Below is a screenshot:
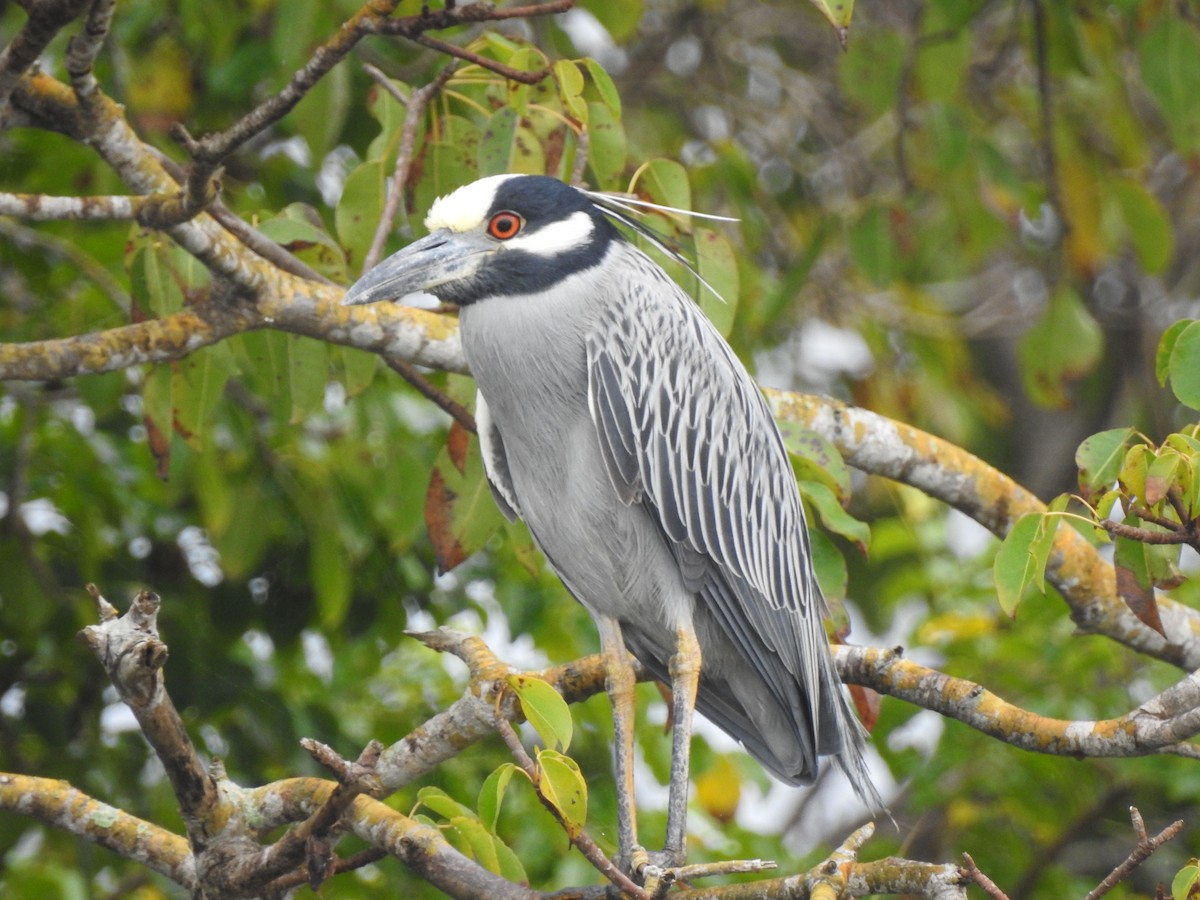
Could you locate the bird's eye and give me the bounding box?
[487,211,523,240]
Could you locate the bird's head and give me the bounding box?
[343,174,620,308]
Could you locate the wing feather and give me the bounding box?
[585,267,829,712]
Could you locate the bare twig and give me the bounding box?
[1028,0,1063,229]
[415,33,549,84]
[1082,808,1185,900]
[0,0,91,120]
[79,586,222,844]
[1102,518,1191,545]
[0,216,130,311]
[493,714,649,900]
[962,853,1010,900]
[238,740,385,894]
[363,63,457,273]
[65,0,116,114]
[384,356,477,433]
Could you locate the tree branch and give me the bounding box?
[1082,808,1184,900]
[0,0,91,120]
[836,644,1200,758]
[78,586,224,845]
[766,391,1200,672]
[0,772,195,888]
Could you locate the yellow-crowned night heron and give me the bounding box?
[344,174,878,871]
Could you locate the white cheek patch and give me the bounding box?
[505,210,595,256]
[426,174,519,233]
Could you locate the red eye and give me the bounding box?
[487,211,523,240]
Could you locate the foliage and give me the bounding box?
[2,0,1200,897]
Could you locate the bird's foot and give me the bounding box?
[625,846,776,898]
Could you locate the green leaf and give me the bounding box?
[554,59,587,121]
[634,158,691,214]
[799,481,870,552]
[366,76,410,163]
[287,335,328,423]
[808,0,855,32]
[535,748,587,838]
[127,231,185,317]
[477,107,520,177]
[447,816,508,876]
[581,0,642,43]
[292,55,350,159]
[583,58,622,115]
[777,424,853,501]
[1113,527,1167,637]
[142,362,173,443]
[1167,320,1200,410]
[311,511,351,628]
[336,160,387,274]
[1018,288,1103,408]
[1111,178,1174,275]
[848,206,898,287]
[507,674,573,751]
[694,227,738,337]
[478,763,523,833]
[810,527,848,602]
[993,510,1061,617]
[337,346,378,396]
[1171,861,1199,900]
[257,205,349,283]
[1140,13,1200,153]
[585,100,626,189]
[1156,319,1194,386]
[426,425,506,572]
[1120,443,1148,502]
[173,341,237,449]
[1145,449,1182,507]
[417,786,475,821]
[1076,427,1135,493]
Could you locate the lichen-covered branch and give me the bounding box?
[836,645,1200,759]
[0,0,91,119]
[0,772,195,888]
[766,391,1200,671]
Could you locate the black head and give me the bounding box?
[343,175,622,308]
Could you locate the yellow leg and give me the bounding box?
[663,625,701,867]
[596,616,639,869]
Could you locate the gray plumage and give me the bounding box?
[344,174,878,814]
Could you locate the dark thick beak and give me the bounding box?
[342,230,488,306]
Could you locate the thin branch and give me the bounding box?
[415,33,549,84]
[0,216,130,311]
[149,148,335,285]
[961,853,1010,900]
[1028,0,1065,237]
[0,190,212,227]
[78,586,223,843]
[1082,808,1184,900]
[0,0,91,120]
[371,0,577,36]
[1102,518,1190,545]
[363,63,456,272]
[493,714,650,900]
[65,0,116,112]
[249,778,544,900]
[384,356,477,433]
[237,740,385,894]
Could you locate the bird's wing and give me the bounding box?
[476,390,521,522]
[584,275,830,704]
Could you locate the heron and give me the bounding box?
[344,173,879,875]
